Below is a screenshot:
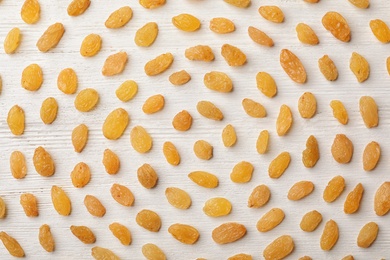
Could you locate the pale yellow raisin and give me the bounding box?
[58,68,78,94]
[169,224,199,244]
[84,195,106,217]
[74,88,99,112]
[221,44,247,66]
[203,197,232,217]
[318,55,338,81]
[230,161,254,183]
[102,51,128,76]
[248,184,270,208]
[36,23,65,52]
[263,235,294,260]
[288,181,314,201]
[139,0,166,9]
[222,124,237,147]
[210,18,235,34]
[248,26,274,47]
[21,63,43,91]
[323,175,345,203]
[142,94,165,114]
[330,100,348,124]
[21,0,40,24]
[197,101,224,120]
[4,27,21,54]
[193,140,213,160]
[80,34,102,57]
[350,52,370,83]
[256,130,269,154]
[105,6,132,29]
[72,124,88,153]
[296,23,319,45]
[137,163,158,189]
[256,72,277,98]
[116,80,138,102]
[212,223,246,244]
[172,110,193,131]
[374,182,390,216]
[110,183,134,207]
[0,232,25,257]
[145,53,174,76]
[20,193,38,217]
[322,12,351,42]
[67,0,90,16]
[130,126,153,153]
[204,71,232,92]
[228,253,252,260]
[91,247,119,260]
[136,209,161,232]
[169,70,191,86]
[0,197,6,218]
[344,183,364,214]
[242,98,266,118]
[268,152,290,179]
[280,49,307,83]
[224,0,250,8]
[102,108,129,140]
[7,105,25,136]
[70,225,96,244]
[188,171,219,188]
[33,146,55,177]
[165,187,192,209]
[331,134,353,164]
[302,135,319,168]
[10,151,27,179]
[300,210,322,232]
[348,0,370,8]
[276,104,293,136]
[258,6,284,23]
[185,45,214,62]
[320,220,339,251]
[363,141,380,171]
[70,162,91,188]
[51,185,71,216]
[256,208,285,232]
[298,92,316,118]
[40,97,58,124]
[39,224,55,252]
[359,96,378,128]
[142,243,166,260]
[103,149,120,175]
[163,141,180,166]
[135,22,159,47]
[109,222,131,245]
[172,14,200,32]
[370,19,390,43]
[357,222,378,248]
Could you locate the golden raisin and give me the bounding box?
[139,0,166,9]
[276,104,293,136]
[116,80,138,102]
[370,19,390,43]
[21,63,43,91]
[375,182,390,216]
[210,18,235,34]
[263,235,294,260]
[21,0,40,24]
[136,209,161,232]
[4,27,21,54]
[256,130,269,154]
[287,181,314,201]
[0,232,25,257]
[221,44,247,66]
[318,55,338,81]
[258,6,284,23]
[39,224,54,252]
[359,96,378,128]
[172,110,193,131]
[142,94,165,114]
[280,49,307,83]
[242,98,266,118]
[40,97,58,124]
[137,163,158,189]
[300,210,322,232]
[109,222,132,245]
[70,225,96,244]
[268,152,291,179]
[105,6,133,29]
[144,53,174,76]
[135,22,159,47]
[185,45,214,62]
[348,0,369,8]
[330,100,348,124]
[256,208,284,232]
[344,183,364,214]
[80,34,102,57]
[102,108,129,140]
[58,68,78,94]
[357,222,378,248]
[197,101,224,121]
[165,187,191,209]
[163,141,181,166]
[67,0,90,16]
[350,52,370,83]
[322,12,351,42]
[0,197,5,219]
[248,26,274,47]
[323,175,345,203]
[130,126,153,153]
[84,195,106,217]
[172,14,201,32]
[363,141,381,171]
[102,149,120,175]
[20,193,38,217]
[142,243,166,260]
[203,197,232,217]
[320,220,339,250]
[102,51,128,76]
[74,88,99,112]
[7,105,25,136]
[110,183,134,207]
[169,70,191,86]
[91,247,119,260]
[222,124,237,147]
[212,222,246,244]
[296,23,319,45]
[51,185,71,216]
[248,184,270,208]
[188,171,219,188]
[224,0,250,8]
[204,71,232,92]
[168,224,200,244]
[256,72,277,98]
[302,135,319,168]
[72,124,88,153]
[10,151,27,179]
[33,146,55,177]
[70,162,91,188]
[36,23,65,52]
[331,134,353,164]
[193,140,213,160]
[230,161,254,183]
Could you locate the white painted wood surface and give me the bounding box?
[0,0,390,259]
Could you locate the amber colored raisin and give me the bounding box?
[7,105,25,136]
[70,162,91,188]
[0,232,25,257]
[116,80,138,102]
[58,68,78,94]
[357,222,378,248]
[300,210,322,232]
[172,14,201,32]
[221,44,247,66]
[322,12,351,42]
[344,183,364,214]
[165,187,191,209]
[375,182,390,216]
[320,220,339,251]
[51,185,71,216]
[296,23,319,45]
[212,222,246,244]
[197,101,224,120]
[21,0,40,24]
[330,100,348,124]
[256,130,269,154]
[139,0,166,9]
[256,72,277,98]
[222,124,237,147]
[169,70,191,86]
[185,45,215,62]
[302,135,319,168]
[142,94,165,114]
[74,88,99,112]
[256,208,284,232]
[359,96,378,128]
[350,52,370,83]
[137,163,158,189]
[91,247,119,260]
[4,27,21,54]
[67,0,90,16]
[40,97,58,124]
[370,19,390,43]
[204,71,232,92]
[188,171,219,188]
[263,235,294,260]
[258,6,284,23]
[80,34,102,57]
[276,104,293,136]
[230,161,254,183]
[331,134,353,164]
[10,151,27,179]
[363,141,381,171]
[84,195,106,217]
[248,184,270,208]
[0,197,5,219]
[102,108,129,140]
[102,51,128,76]
[21,63,43,91]
[70,225,96,244]
[33,146,55,177]
[36,23,65,52]
[20,193,38,217]
[210,18,235,34]
[348,0,369,8]
[136,209,161,232]
[144,53,174,76]
[72,124,88,153]
[105,6,133,29]
[102,149,120,175]
[280,49,307,83]
[224,0,250,8]
[130,126,153,153]
[135,22,159,47]
[268,152,290,178]
[248,26,274,47]
[287,181,314,201]
[163,141,181,166]
[109,222,131,245]
[323,175,345,203]
[142,243,166,260]
[193,140,213,160]
[318,55,338,81]
[39,224,55,252]
[168,224,200,244]
[203,197,232,217]
[110,183,134,207]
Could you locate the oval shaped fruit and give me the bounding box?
[298,92,316,118]
[357,222,378,248]
[70,225,96,244]
[203,197,232,217]
[276,105,292,136]
[51,185,71,216]
[257,208,285,232]
[136,209,161,232]
[102,149,120,175]
[350,52,370,83]
[165,187,191,209]
[296,23,319,45]
[204,71,232,92]
[74,88,99,112]
[130,126,153,153]
[110,183,134,207]
[21,0,40,24]
[70,162,91,188]
[36,23,65,52]
[323,175,345,203]
[331,134,353,164]
[21,63,43,91]
[256,72,277,98]
[320,220,339,251]
[137,163,158,189]
[39,224,54,252]
[67,0,90,16]
[172,14,200,32]
[349,0,369,8]
[302,135,319,168]
[263,235,294,260]
[230,161,254,183]
[258,5,284,23]
[359,96,378,128]
[33,146,55,177]
[169,70,191,86]
[84,195,106,217]
[91,247,119,260]
[4,27,21,54]
[40,97,58,124]
[116,80,138,102]
[322,12,351,42]
[58,68,78,94]
[193,140,213,160]
[280,49,306,83]
[105,6,132,29]
[210,17,235,34]
[172,110,193,131]
[268,152,290,179]
[188,171,219,188]
[344,183,364,214]
[0,232,25,257]
[142,94,165,114]
[224,0,250,8]
[197,101,224,120]
[139,0,166,9]
[10,151,27,179]
[168,224,199,244]
[72,124,88,153]
[80,34,102,57]
[221,44,247,66]
[342,255,354,260]
[212,222,246,244]
[248,26,274,47]
[102,51,128,76]
[288,181,314,201]
[370,19,390,43]
[20,193,38,217]
[7,105,25,136]
[330,100,348,124]
[102,108,129,140]
[109,222,131,245]
[0,197,5,219]
[222,124,237,147]
[144,53,174,76]
[300,210,322,232]
[142,243,166,260]
[363,141,380,171]
[242,98,266,118]
[318,55,338,81]
[163,141,180,166]
[256,130,269,154]
[186,45,215,62]
[374,182,390,216]
[135,22,159,47]
[248,184,270,208]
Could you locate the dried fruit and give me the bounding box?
[248,26,274,47]
[248,185,270,208]
[186,45,215,62]
[257,208,285,232]
[21,63,43,91]
[142,94,165,114]
[242,98,266,118]
[91,247,119,260]
[36,23,65,52]
[72,124,88,153]
[163,141,180,166]
[136,209,161,232]
[169,224,199,244]
[330,100,348,124]
[10,151,27,179]
[322,12,351,42]
[172,110,193,131]
[7,105,25,136]
[20,193,38,217]
[102,108,129,140]
[374,182,390,216]
[280,49,306,83]
[58,68,78,94]
[210,18,235,34]
[288,181,314,201]
[331,134,353,164]
[259,5,284,23]
[116,80,138,102]
[4,27,21,54]
[110,183,134,207]
[256,130,269,154]
[318,55,338,81]
[350,52,370,83]
[224,0,250,8]
[300,210,322,232]
[359,96,378,128]
[342,255,354,260]
[139,0,166,9]
[299,256,312,260]
[193,140,213,160]
[348,0,370,8]
[84,195,106,217]
[320,220,339,251]
[102,51,128,76]
[188,171,219,188]
[230,161,254,183]
[51,185,71,216]
[304,0,319,2]
[203,197,232,217]
[197,101,224,120]
[268,152,290,179]
[135,22,158,47]
[137,163,158,189]
[109,222,131,245]
[0,198,5,219]
[276,104,293,136]
[0,232,25,257]
[357,222,378,248]
[105,6,132,28]
[256,72,277,98]
[74,88,99,112]
[71,162,91,188]
[323,175,345,203]
[39,224,54,252]
[298,92,316,118]
[33,146,55,177]
[130,126,153,153]
[40,97,58,124]
[222,124,237,147]
[70,225,96,244]
[370,19,390,43]
[387,57,390,75]
[80,34,102,57]
[165,187,191,209]
[142,243,166,260]
[169,70,191,85]
[145,53,174,76]
[263,235,294,260]
[21,0,40,24]
[344,183,364,214]
[204,71,232,92]
[102,149,120,175]
[67,0,90,16]
[212,222,246,244]
[221,44,247,66]
[228,253,252,260]
[363,141,380,171]
[302,135,319,168]
[172,14,200,32]
[296,23,319,45]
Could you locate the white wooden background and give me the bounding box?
[0,0,390,259]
